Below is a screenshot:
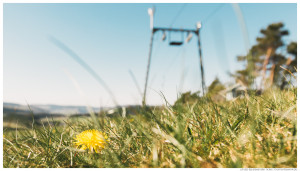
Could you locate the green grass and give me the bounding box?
[3,88,297,168]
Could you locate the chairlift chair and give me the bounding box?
[169,31,184,46]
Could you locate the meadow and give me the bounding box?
[3,88,297,168]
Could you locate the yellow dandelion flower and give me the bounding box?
[74,129,109,153]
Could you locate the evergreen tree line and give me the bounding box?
[233,22,297,90]
[208,22,297,96]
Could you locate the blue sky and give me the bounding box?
[3,3,297,107]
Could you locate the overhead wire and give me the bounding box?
[154,3,188,60]
[202,4,226,24]
[149,4,226,95]
[164,3,188,77]
[198,4,227,90]
[149,4,188,92]
[169,3,188,28]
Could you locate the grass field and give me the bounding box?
[3,88,297,168]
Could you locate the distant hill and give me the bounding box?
[3,102,104,129]
[3,102,145,130]
[3,102,102,115]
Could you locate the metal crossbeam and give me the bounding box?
[153,27,198,34]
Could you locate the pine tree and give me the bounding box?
[233,22,289,90]
[280,42,297,89]
[256,22,289,88]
